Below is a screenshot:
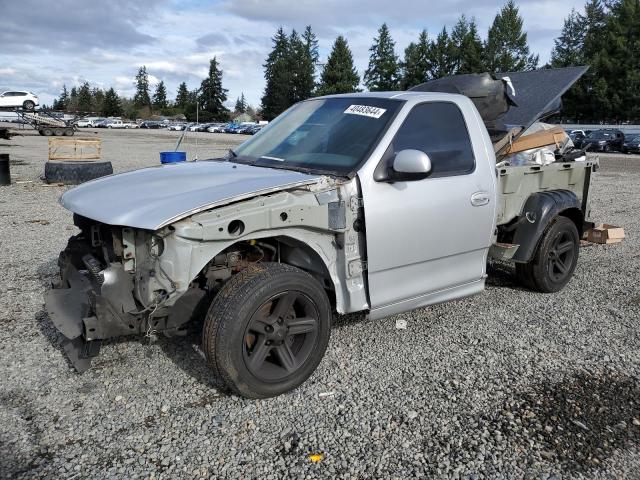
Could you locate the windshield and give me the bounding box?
[231,97,403,174]
[587,131,612,140]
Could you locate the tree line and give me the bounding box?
[550,0,640,122]
[51,0,640,123]
[260,0,539,119]
[52,60,247,122]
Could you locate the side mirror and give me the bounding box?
[390,149,432,181]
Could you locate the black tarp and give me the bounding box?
[497,66,588,129]
[410,66,588,136]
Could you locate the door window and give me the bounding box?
[390,102,475,177]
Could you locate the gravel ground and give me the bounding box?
[1,127,639,479]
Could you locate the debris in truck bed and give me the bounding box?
[505,126,569,155]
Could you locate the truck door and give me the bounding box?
[357,101,496,318]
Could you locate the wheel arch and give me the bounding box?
[186,234,341,311]
[511,190,582,263]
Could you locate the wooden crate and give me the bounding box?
[48,138,101,161]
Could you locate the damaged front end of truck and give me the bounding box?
[45,160,368,372]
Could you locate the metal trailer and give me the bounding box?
[14,109,77,136]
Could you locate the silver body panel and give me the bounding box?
[60,161,321,230]
[355,93,498,319]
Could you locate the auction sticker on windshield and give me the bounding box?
[344,105,387,119]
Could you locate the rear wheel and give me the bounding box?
[42,128,53,136]
[516,216,579,293]
[203,263,332,398]
[53,128,64,136]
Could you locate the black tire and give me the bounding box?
[516,216,579,293]
[42,128,53,136]
[44,161,113,185]
[63,128,74,136]
[23,100,35,111]
[203,263,332,398]
[604,144,610,153]
[53,128,64,136]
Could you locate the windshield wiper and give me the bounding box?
[228,149,237,158]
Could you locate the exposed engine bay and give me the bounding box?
[46,177,369,371]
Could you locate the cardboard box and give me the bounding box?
[586,224,625,244]
[505,126,569,154]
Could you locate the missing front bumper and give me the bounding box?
[45,255,143,372]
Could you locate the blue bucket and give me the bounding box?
[160,151,187,164]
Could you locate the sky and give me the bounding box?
[0,0,586,109]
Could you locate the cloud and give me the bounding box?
[0,0,161,52]
[0,0,586,108]
[196,33,231,49]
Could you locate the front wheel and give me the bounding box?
[23,100,35,111]
[203,263,332,398]
[516,216,580,293]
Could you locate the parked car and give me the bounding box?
[568,130,586,148]
[224,123,243,133]
[94,119,111,128]
[0,91,39,111]
[140,121,162,129]
[206,123,227,133]
[623,134,640,154]
[167,123,187,131]
[76,117,104,128]
[583,129,625,152]
[107,120,138,129]
[235,124,258,134]
[48,72,598,398]
[190,123,216,132]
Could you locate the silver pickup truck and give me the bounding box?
[46,69,597,398]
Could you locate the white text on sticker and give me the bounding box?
[344,105,387,119]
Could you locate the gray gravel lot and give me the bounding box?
[1,126,639,479]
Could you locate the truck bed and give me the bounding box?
[496,159,597,226]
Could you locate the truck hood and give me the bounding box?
[61,160,321,230]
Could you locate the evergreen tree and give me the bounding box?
[303,25,319,64]
[364,23,400,91]
[175,82,189,109]
[428,28,456,79]
[92,87,105,113]
[288,30,314,103]
[400,30,431,89]
[68,86,79,112]
[261,27,292,120]
[555,0,608,122]
[102,88,123,117]
[52,85,69,111]
[550,9,585,67]
[77,82,92,113]
[234,93,248,113]
[133,66,151,108]
[153,80,168,109]
[317,36,360,95]
[597,0,640,121]
[484,0,538,72]
[452,16,485,74]
[290,26,319,102]
[581,0,609,120]
[199,57,229,121]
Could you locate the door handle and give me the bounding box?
[470,191,490,207]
